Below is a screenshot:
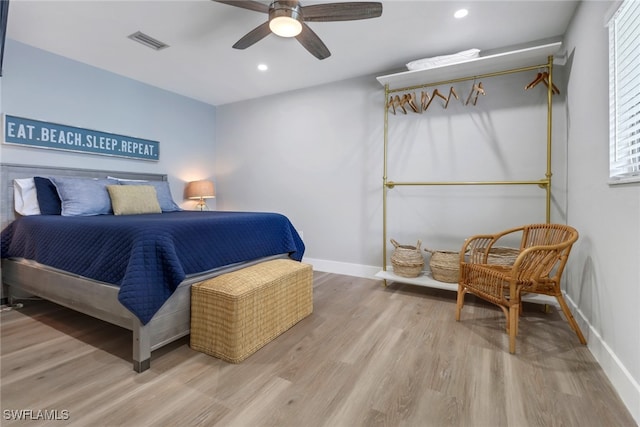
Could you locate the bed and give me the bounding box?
[0,163,305,372]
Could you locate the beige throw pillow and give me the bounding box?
[107,185,162,215]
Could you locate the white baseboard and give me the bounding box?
[554,293,639,425]
[304,257,639,426]
[301,257,380,280]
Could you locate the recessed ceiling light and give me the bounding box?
[257,64,268,71]
[454,8,468,19]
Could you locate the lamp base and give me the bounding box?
[195,199,209,211]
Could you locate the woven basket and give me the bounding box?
[390,239,424,278]
[470,246,520,265]
[425,249,460,283]
[487,247,520,265]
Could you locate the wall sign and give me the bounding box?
[2,114,160,161]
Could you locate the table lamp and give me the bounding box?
[186,180,215,211]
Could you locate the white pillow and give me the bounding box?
[406,48,481,71]
[13,178,41,216]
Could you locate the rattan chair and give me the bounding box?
[455,223,586,353]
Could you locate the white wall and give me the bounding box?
[0,40,217,210]
[215,76,383,275]
[215,68,568,275]
[563,1,640,423]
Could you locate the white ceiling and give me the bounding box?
[6,0,580,106]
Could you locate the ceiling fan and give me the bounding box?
[214,0,383,60]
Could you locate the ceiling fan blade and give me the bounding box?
[232,22,272,49]
[213,0,269,14]
[296,23,331,60]
[301,2,382,22]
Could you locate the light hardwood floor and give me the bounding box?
[1,272,636,427]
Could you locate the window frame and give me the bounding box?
[607,0,640,185]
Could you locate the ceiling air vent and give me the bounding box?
[127,31,169,51]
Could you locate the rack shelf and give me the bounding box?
[375,270,557,306]
[376,41,562,91]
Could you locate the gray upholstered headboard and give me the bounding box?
[1,163,167,230]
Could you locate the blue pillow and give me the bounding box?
[33,177,62,215]
[120,180,181,212]
[49,177,118,216]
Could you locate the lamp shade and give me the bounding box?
[186,180,215,200]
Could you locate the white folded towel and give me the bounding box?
[406,48,481,71]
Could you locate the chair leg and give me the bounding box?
[508,304,519,354]
[455,285,465,321]
[555,294,587,345]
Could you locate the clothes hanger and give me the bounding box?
[444,86,459,109]
[525,72,544,90]
[466,80,485,106]
[395,95,407,114]
[466,79,477,105]
[472,82,485,105]
[421,90,431,111]
[541,73,561,95]
[423,88,448,111]
[525,71,560,95]
[423,89,438,111]
[387,96,396,115]
[433,89,448,101]
[407,92,420,113]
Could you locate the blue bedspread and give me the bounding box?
[1,211,305,324]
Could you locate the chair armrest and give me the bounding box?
[460,234,495,264]
[460,226,525,264]
[511,244,566,285]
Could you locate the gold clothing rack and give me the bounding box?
[378,45,559,278]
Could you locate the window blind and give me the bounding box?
[609,0,640,183]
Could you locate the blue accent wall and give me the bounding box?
[0,39,216,207]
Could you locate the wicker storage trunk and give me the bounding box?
[190,259,313,363]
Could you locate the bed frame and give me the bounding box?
[1,163,283,372]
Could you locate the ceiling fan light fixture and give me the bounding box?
[269,16,302,37]
[269,1,303,38]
